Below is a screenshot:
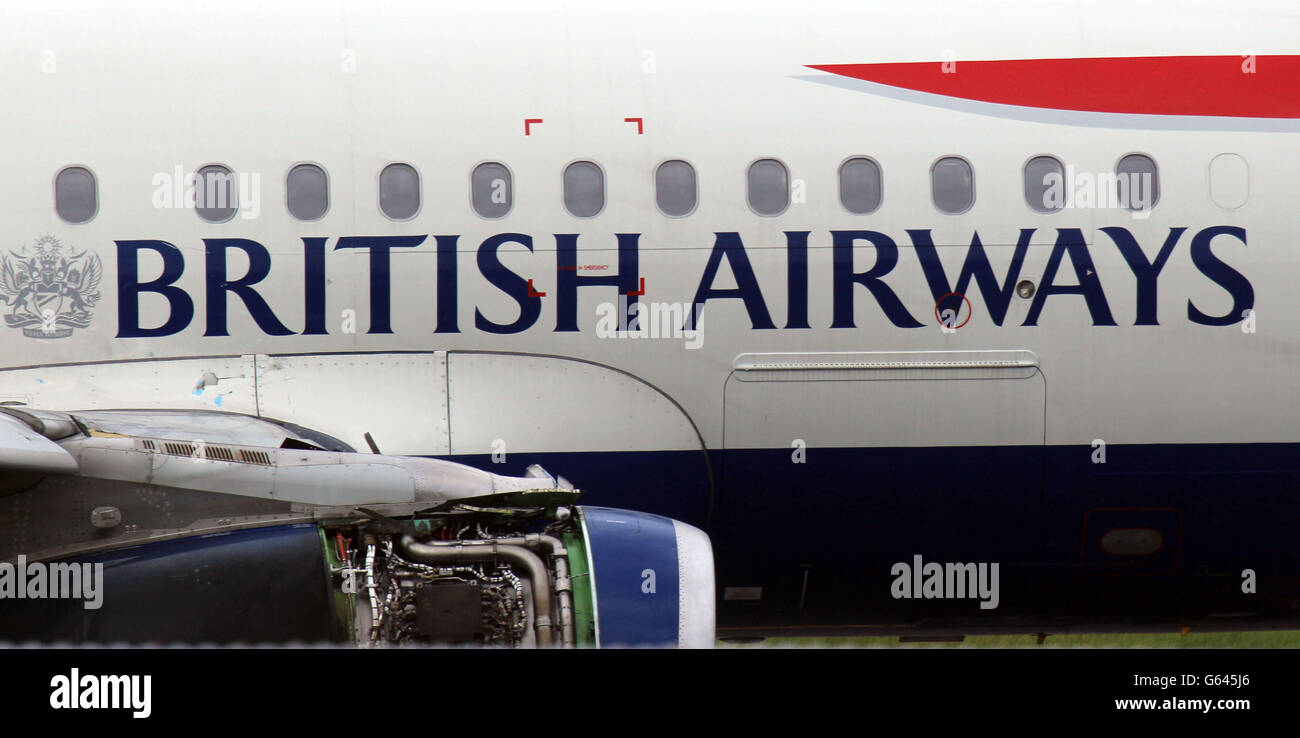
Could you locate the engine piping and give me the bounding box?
[395,535,569,644]
[395,534,569,647]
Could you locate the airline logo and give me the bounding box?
[1,236,103,339]
[91,225,1253,340]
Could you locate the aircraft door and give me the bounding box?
[716,350,1046,630]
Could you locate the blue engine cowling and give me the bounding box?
[577,506,715,648]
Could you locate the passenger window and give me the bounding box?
[471,162,513,218]
[1116,154,1159,211]
[55,166,97,224]
[563,161,604,217]
[747,158,789,216]
[931,156,974,214]
[195,164,237,222]
[1209,153,1248,209]
[838,157,881,214]
[655,160,697,216]
[1023,156,1064,213]
[379,163,420,220]
[286,164,329,221]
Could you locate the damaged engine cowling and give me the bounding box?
[0,408,715,648]
[2,495,715,648]
[326,499,715,648]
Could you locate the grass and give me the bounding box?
[725,631,1300,648]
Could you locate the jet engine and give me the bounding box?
[0,407,715,647]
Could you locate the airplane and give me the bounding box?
[2,0,1298,646]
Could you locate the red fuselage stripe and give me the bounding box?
[808,56,1300,118]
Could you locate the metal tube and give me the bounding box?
[395,535,555,648]
[364,541,380,643]
[535,535,576,649]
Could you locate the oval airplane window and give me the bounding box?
[286,163,329,221]
[1023,155,1064,213]
[1209,153,1248,209]
[1099,528,1164,556]
[747,158,789,216]
[931,156,974,214]
[55,166,98,224]
[563,161,604,217]
[655,160,697,217]
[471,162,513,219]
[379,163,421,220]
[839,157,882,214]
[195,164,237,222]
[1116,154,1159,211]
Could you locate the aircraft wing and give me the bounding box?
[0,409,79,474]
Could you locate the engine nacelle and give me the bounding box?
[0,407,716,647]
[336,505,715,648]
[1,505,716,648]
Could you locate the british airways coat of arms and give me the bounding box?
[1,235,102,338]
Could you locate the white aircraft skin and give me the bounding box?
[1,0,1298,637]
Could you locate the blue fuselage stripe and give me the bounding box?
[452,443,1300,629]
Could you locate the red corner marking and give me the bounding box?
[524,118,543,135]
[626,277,645,296]
[527,279,546,298]
[624,117,644,134]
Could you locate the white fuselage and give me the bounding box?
[3,0,1297,632]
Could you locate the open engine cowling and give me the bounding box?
[0,407,716,647]
[333,504,715,648]
[2,504,715,648]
